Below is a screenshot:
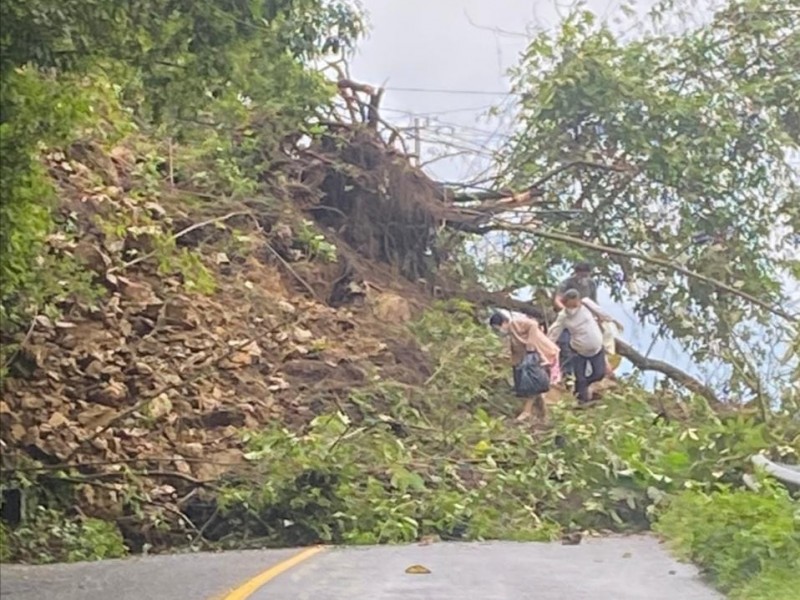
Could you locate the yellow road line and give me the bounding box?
[220,546,325,600]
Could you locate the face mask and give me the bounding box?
[565,307,579,316]
[494,327,509,338]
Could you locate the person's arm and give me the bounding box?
[547,311,566,342]
[524,317,543,346]
[553,280,569,310]
[508,319,530,365]
[582,298,613,322]
[509,318,531,345]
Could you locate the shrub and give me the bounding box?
[0,507,127,564]
[655,481,800,595]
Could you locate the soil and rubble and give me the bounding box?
[0,116,494,551]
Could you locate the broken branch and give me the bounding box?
[481,222,796,322]
[614,339,722,406]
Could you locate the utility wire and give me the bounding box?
[385,86,516,96]
[380,104,500,116]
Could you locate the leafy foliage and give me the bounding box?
[733,566,800,600]
[0,507,127,564]
[493,0,800,400]
[0,69,127,336]
[655,481,800,597]
[216,305,799,556]
[297,220,338,263]
[0,0,362,123]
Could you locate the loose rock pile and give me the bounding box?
[1,138,433,543]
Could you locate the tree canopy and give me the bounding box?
[483,0,799,401]
[0,0,363,330]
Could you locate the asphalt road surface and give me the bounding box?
[0,535,723,600]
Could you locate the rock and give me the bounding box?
[45,412,69,430]
[88,380,128,406]
[118,277,158,304]
[405,565,431,575]
[224,341,262,367]
[164,297,198,328]
[277,300,296,314]
[149,394,173,419]
[173,457,191,475]
[85,360,104,378]
[372,293,412,323]
[77,404,117,429]
[21,395,46,410]
[178,442,204,458]
[292,327,314,343]
[150,484,177,499]
[267,376,290,391]
[73,240,111,274]
[34,315,54,329]
[9,424,27,442]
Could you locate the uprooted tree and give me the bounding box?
[318,0,800,409]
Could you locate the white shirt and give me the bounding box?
[548,303,604,357]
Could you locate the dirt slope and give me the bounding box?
[0,129,452,548]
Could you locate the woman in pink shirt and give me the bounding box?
[490,312,560,422]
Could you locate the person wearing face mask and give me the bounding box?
[547,289,607,405]
[489,311,560,422]
[553,262,598,380]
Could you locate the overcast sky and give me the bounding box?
[346,1,795,393]
[350,0,664,182]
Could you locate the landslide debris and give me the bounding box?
[1,125,454,553]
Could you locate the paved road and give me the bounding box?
[0,548,299,600]
[1,536,722,600]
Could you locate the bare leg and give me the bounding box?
[533,394,546,423]
[516,397,534,421]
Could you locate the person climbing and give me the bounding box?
[552,262,598,381]
[547,289,606,405]
[554,261,598,307]
[581,296,624,381]
[489,311,560,423]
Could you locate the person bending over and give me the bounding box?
[553,262,598,380]
[547,289,606,405]
[490,311,560,422]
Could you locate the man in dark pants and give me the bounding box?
[547,289,606,404]
[553,262,598,379]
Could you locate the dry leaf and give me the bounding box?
[405,565,431,575]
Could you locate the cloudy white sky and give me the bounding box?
[345,0,794,393]
[350,0,665,182]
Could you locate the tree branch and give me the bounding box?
[614,339,722,406]
[458,289,723,404]
[479,222,796,322]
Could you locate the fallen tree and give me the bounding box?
[312,77,790,408]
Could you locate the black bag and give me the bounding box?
[513,351,550,396]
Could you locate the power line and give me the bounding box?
[385,86,516,96]
[380,104,500,116]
